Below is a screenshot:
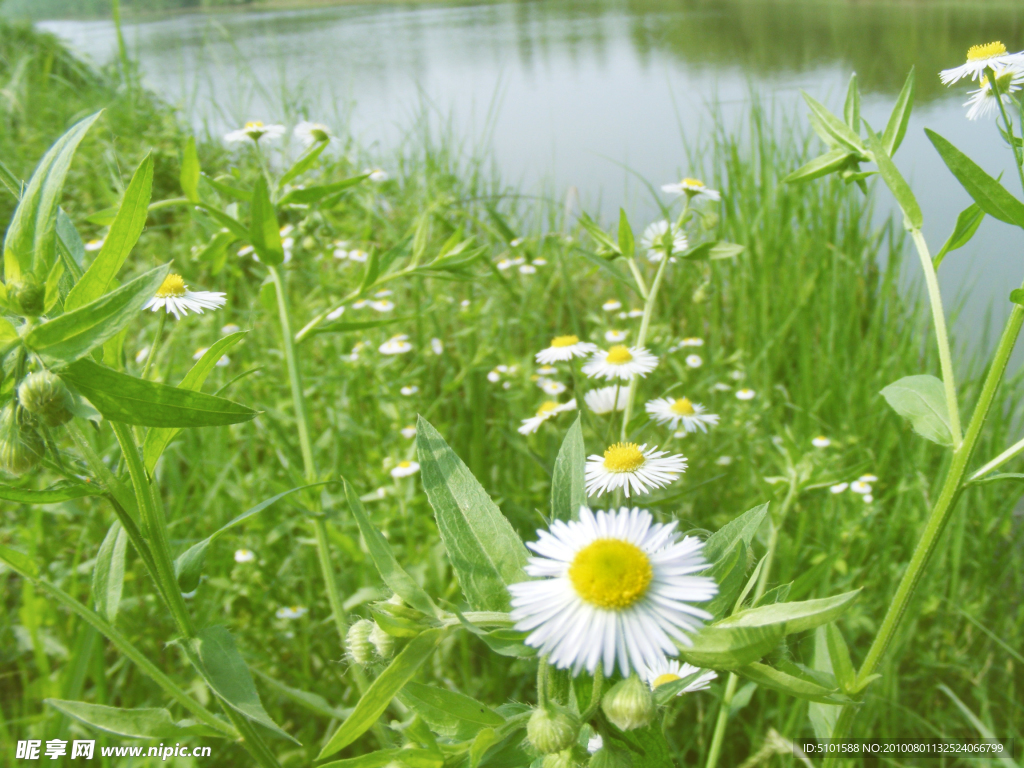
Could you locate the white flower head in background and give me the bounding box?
[642,658,717,695]
[585,442,687,497]
[326,306,345,321]
[508,506,717,676]
[640,220,687,263]
[145,274,226,320]
[539,379,567,396]
[715,455,733,466]
[582,345,659,381]
[519,263,537,274]
[400,385,419,396]
[369,300,395,312]
[518,399,577,435]
[685,354,703,368]
[234,549,256,564]
[940,41,1024,84]
[367,168,389,182]
[221,323,241,334]
[276,606,308,620]
[812,436,832,448]
[679,337,704,347]
[85,238,104,252]
[294,120,332,146]
[430,338,444,355]
[849,480,872,495]
[858,474,878,483]
[646,397,719,433]
[400,425,417,439]
[585,385,630,415]
[588,735,604,754]
[661,177,722,201]
[602,299,622,312]
[963,68,1024,120]
[390,460,420,479]
[379,335,413,355]
[536,335,599,364]
[829,482,849,494]
[348,249,369,263]
[605,329,628,343]
[225,121,286,143]
[135,346,150,364]
[736,388,756,401]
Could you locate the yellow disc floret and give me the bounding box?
[537,401,560,416]
[670,397,696,415]
[569,538,653,609]
[603,442,645,472]
[550,335,580,348]
[244,120,265,129]
[397,461,412,469]
[155,274,187,298]
[652,673,681,688]
[682,177,705,188]
[606,345,633,364]
[967,42,1006,61]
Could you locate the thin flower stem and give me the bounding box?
[140,311,166,381]
[704,673,738,768]
[968,434,1024,481]
[988,69,1024,194]
[582,665,604,721]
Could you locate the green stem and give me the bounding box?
[704,673,738,768]
[988,68,1024,194]
[582,665,604,721]
[968,434,1024,481]
[140,310,166,381]
[110,0,132,87]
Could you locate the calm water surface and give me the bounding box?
[36,0,1024,350]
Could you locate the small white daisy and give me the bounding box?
[602,299,622,312]
[536,335,599,364]
[605,329,628,343]
[430,338,443,355]
[225,121,286,143]
[234,549,256,563]
[582,345,659,381]
[588,735,604,754]
[391,460,420,479]
[641,657,717,694]
[276,606,308,620]
[646,397,719,433]
[400,385,419,396]
[326,306,345,321]
[536,365,557,375]
[460,300,471,310]
[367,168,389,182]
[627,309,644,319]
[829,483,849,494]
[508,506,717,676]
[715,455,733,466]
[400,425,417,439]
[294,120,332,146]
[679,337,704,347]
[585,442,687,497]
[352,300,368,309]
[348,249,369,263]
[518,399,577,435]
[858,474,878,483]
[640,220,687,263]
[849,480,872,495]
[519,264,537,275]
[145,274,226,320]
[736,388,756,401]
[711,382,732,392]
[685,354,703,369]
[539,379,567,396]
[221,323,241,334]
[487,370,501,383]
[661,177,721,201]
[584,385,629,415]
[533,258,548,266]
[369,300,395,312]
[333,248,348,260]
[85,238,104,252]
[374,289,393,298]
[964,68,1024,120]
[379,335,413,355]
[238,245,255,258]
[497,258,513,271]
[940,42,1024,84]
[135,347,150,364]
[863,494,874,504]
[812,436,832,449]
[729,370,746,381]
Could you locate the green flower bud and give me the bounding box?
[369,621,394,660]
[590,746,632,768]
[8,279,45,316]
[601,675,654,732]
[528,705,580,755]
[543,749,582,768]
[0,404,45,475]
[346,619,374,666]
[18,371,73,427]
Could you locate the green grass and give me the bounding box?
[1,19,1022,766]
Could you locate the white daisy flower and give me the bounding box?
[829,482,849,494]
[536,365,557,375]
[379,335,413,355]
[812,436,832,449]
[135,346,150,364]
[585,385,629,415]
[460,300,471,309]
[588,735,604,754]
[849,480,872,495]
[646,397,719,433]
[400,385,419,396]
[640,220,688,263]
[602,299,622,312]
[582,345,659,381]
[736,388,756,401]
[430,338,443,355]
[497,258,514,271]
[711,382,732,392]
[348,249,369,263]
[863,494,874,504]
[729,370,746,381]
[585,442,687,497]
[234,549,256,563]
[715,455,733,466]
[518,399,577,435]
[367,168,389,182]
[374,290,393,298]
[510,237,524,247]
[858,474,878,483]
[533,258,547,266]
[605,330,628,343]
[225,121,286,143]
[940,42,1024,84]
[685,354,703,368]
[680,337,704,347]
[661,177,722,201]
[221,323,241,334]
[539,379,567,396]
[508,506,717,676]
[276,606,308,620]
[85,238,104,252]
[333,248,348,260]
[145,274,226,320]
[400,425,417,439]
[238,245,255,258]
[369,300,395,312]
[628,309,644,319]
[352,300,368,309]
[294,121,332,146]
[519,264,537,275]
[536,335,599,364]
[964,68,1024,120]
[391,460,420,478]
[326,306,345,321]
[487,370,501,383]
[641,657,717,694]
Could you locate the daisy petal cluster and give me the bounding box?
[584,386,630,415]
[144,274,226,320]
[391,460,420,479]
[646,397,719,434]
[225,120,286,143]
[640,220,688,263]
[379,335,413,355]
[940,41,1024,84]
[963,69,1024,121]
[536,335,598,364]
[585,442,686,497]
[831,474,878,503]
[661,177,721,201]
[641,657,717,695]
[582,345,659,381]
[294,120,332,146]
[518,399,577,435]
[509,506,717,676]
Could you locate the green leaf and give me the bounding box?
[58,358,258,428]
[252,669,351,721]
[616,724,676,768]
[703,540,750,621]
[402,681,505,737]
[783,150,856,184]
[825,623,856,693]
[0,480,102,504]
[934,204,984,268]
[880,374,954,447]
[3,112,101,283]
[617,209,635,260]
[197,205,249,241]
[0,316,18,343]
[279,142,329,189]
[344,477,439,616]
[882,68,916,156]
[143,331,247,472]
[550,413,586,522]
[318,629,444,759]
[44,699,225,740]
[575,247,641,295]
[717,590,861,635]
[416,417,529,611]
[319,749,444,768]
[65,154,154,312]
[801,92,866,155]
[279,174,368,206]
[926,129,1024,228]
[181,625,298,743]
[577,212,621,256]
[652,669,710,705]
[0,544,39,578]
[809,627,840,739]
[843,72,860,131]
[937,684,1020,768]
[92,521,128,624]
[181,137,201,203]
[470,728,500,768]
[56,208,86,272]
[202,174,252,203]
[866,125,922,229]
[249,177,284,266]
[734,662,849,704]
[26,264,168,365]
[703,502,768,564]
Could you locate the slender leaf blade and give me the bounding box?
[551,414,586,521]
[92,521,128,624]
[880,374,954,447]
[44,700,226,740]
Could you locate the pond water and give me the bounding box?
[33,0,1024,352]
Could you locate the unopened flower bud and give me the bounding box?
[590,746,632,768]
[0,404,45,475]
[543,749,583,768]
[528,705,580,755]
[346,619,374,665]
[369,621,394,659]
[8,279,45,316]
[18,371,73,427]
[601,675,654,732]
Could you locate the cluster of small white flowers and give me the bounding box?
[225,120,336,147]
[940,43,1024,121]
[829,474,878,504]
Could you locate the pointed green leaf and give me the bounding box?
[825,622,856,693]
[0,316,19,344]
[783,150,855,184]
[279,174,368,206]
[279,142,329,189]
[880,374,954,447]
[249,177,284,266]
[181,138,201,203]
[0,480,103,504]
[801,92,865,155]
[703,502,768,564]
[617,209,635,260]
[93,521,128,624]
[716,590,862,635]
[319,749,444,768]
[883,68,916,156]
[0,544,39,578]
[402,681,505,730]
[843,73,860,131]
[551,413,586,521]
[703,540,750,621]
[866,125,922,229]
[809,627,840,739]
[577,212,621,256]
[202,174,252,203]
[934,203,984,269]
[44,700,226,740]
[734,662,849,704]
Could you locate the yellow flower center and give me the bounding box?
[682,177,705,188]
[155,274,187,298]
[606,345,633,364]
[670,398,696,415]
[967,42,1006,61]
[550,335,580,348]
[603,442,645,472]
[537,401,560,416]
[398,461,412,469]
[569,538,653,609]
[653,673,681,688]
[244,120,265,129]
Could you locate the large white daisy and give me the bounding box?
[640,220,688,263]
[585,385,629,415]
[941,42,1024,84]
[640,657,717,695]
[508,506,717,676]
[144,274,226,320]
[294,121,332,146]
[536,335,599,364]
[518,399,577,435]
[964,68,1024,120]
[645,397,719,433]
[582,345,659,381]
[224,121,286,143]
[585,442,686,497]
[660,177,722,201]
